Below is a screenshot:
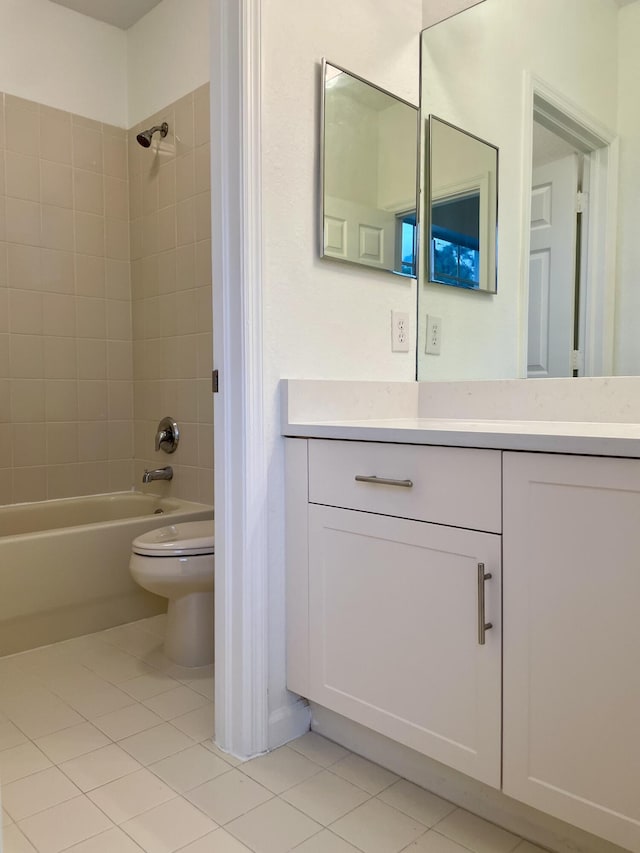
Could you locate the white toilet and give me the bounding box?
[130,521,214,667]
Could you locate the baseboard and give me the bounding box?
[310,703,627,853]
[268,697,311,750]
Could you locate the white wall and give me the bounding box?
[423,0,485,28]
[127,0,210,126]
[614,3,640,374]
[0,0,127,126]
[260,0,422,740]
[418,0,618,381]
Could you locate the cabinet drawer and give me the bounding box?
[308,439,501,532]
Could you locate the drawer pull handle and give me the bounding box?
[354,475,413,488]
[477,562,493,646]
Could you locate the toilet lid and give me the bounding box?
[132,520,215,557]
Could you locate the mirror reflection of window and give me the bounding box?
[427,116,498,294]
[321,60,419,278]
[431,193,481,288]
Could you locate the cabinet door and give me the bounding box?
[308,505,501,787]
[503,452,640,852]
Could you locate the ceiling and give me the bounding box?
[49,0,163,30]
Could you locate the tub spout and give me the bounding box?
[143,466,173,484]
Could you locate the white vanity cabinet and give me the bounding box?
[287,438,503,787]
[503,452,640,853]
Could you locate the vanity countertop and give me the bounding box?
[282,416,640,456]
[281,379,640,457]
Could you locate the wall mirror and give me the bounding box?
[321,60,419,277]
[417,0,638,382]
[427,116,498,293]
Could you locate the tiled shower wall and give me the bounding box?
[0,94,133,505]
[0,85,213,507]
[130,84,213,505]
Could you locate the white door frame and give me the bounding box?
[210,0,270,759]
[519,73,618,377]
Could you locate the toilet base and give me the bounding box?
[164,591,214,667]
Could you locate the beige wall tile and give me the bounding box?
[196,239,212,288]
[77,338,107,380]
[108,381,133,420]
[105,218,129,261]
[41,249,75,294]
[106,299,131,341]
[12,422,46,467]
[10,334,44,379]
[76,297,106,339]
[75,254,105,298]
[72,125,103,173]
[74,169,104,215]
[158,161,176,208]
[44,337,77,379]
[108,341,132,381]
[0,290,7,333]
[106,259,130,302]
[1,85,210,506]
[194,192,211,243]
[11,379,45,422]
[40,108,72,165]
[78,380,107,420]
[108,421,133,460]
[5,99,40,157]
[103,134,127,180]
[42,293,76,337]
[176,199,194,246]
[0,334,9,378]
[157,206,176,252]
[45,380,78,422]
[105,177,128,221]
[41,205,74,252]
[175,153,195,202]
[194,145,211,193]
[9,289,42,333]
[41,161,73,209]
[75,212,105,257]
[5,152,40,202]
[7,245,40,290]
[13,466,46,503]
[78,421,108,461]
[141,170,159,216]
[194,85,210,148]
[47,422,78,464]
[6,198,40,245]
[174,95,195,156]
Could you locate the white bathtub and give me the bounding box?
[0,492,213,656]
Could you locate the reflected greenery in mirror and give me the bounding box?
[321,60,419,277]
[418,0,640,382]
[428,117,497,294]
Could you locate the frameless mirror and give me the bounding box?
[428,116,498,293]
[321,60,419,277]
[418,0,640,382]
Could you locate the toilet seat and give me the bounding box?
[132,521,215,557]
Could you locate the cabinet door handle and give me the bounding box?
[354,475,413,488]
[477,562,493,646]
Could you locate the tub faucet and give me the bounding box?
[143,466,173,484]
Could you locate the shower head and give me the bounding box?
[136,122,169,148]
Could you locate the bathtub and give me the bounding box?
[0,492,213,656]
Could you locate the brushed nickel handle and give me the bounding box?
[355,475,413,488]
[477,562,493,646]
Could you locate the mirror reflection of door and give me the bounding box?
[526,103,612,379]
[528,143,579,377]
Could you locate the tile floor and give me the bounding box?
[0,618,545,853]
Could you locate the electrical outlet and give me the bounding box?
[425,315,442,355]
[391,310,410,352]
